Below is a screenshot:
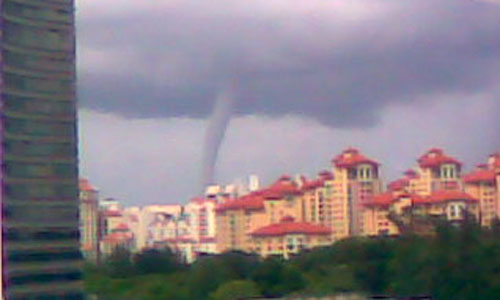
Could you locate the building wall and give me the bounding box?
[332,163,381,239]
[497,174,500,219]
[80,188,99,262]
[216,209,267,253]
[331,168,350,240]
[184,200,217,242]
[411,163,461,197]
[1,0,84,298]
[264,197,301,225]
[465,182,497,226]
[252,233,331,259]
[136,204,182,250]
[362,207,399,236]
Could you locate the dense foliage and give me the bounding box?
[85,221,500,299]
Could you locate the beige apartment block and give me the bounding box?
[331,148,382,239]
[250,216,331,259]
[464,153,500,227]
[409,148,463,196]
[79,179,100,262]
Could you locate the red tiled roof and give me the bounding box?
[79,179,97,192]
[318,170,334,180]
[388,178,409,191]
[332,148,379,168]
[417,190,477,204]
[302,179,324,191]
[191,197,217,204]
[217,175,304,211]
[269,178,302,196]
[102,210,122,217]
[364,192,424,208]
[477,163,488,170]
[263,190,284,200]
[464,169,496,184]
[278,174,292,181]
[216,195,264,212]
[418,148,461,168]
[404,169,420,179]
[114,223,130,231]
[251,216,330,237]
[364,192,395,207]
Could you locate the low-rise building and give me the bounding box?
[100,222,135,256]
[250,216,331,259]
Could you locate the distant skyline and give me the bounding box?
[76,0,500,205]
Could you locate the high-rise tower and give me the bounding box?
[1,0,83,299]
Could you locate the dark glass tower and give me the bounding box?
[0,0,84,299]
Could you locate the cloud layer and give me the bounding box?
[77,0,500,127]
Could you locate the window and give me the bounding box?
[4,50,73,73]
[4,21,74,51]
[8,249,81,263]
[4,73,74,94]
[5,183,77,199]
[4,2,72,23]
[5,117,75,137]
[10,270,82,285]
[5,162,74,178]
[4,140,75,157]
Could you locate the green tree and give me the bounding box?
[133,248,183,274]
[103,246,135,278]
[210,280,262,300]
[187,255,235,299]
[216,251,260,279]
[251,257,305,297]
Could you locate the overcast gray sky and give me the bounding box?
[76,0,500,205]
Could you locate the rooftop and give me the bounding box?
[418,190,477,204]
[418,148,462,168]
[464,169,497,184]
[251,216,330,237]
[79,178,97,192]
[332,148,379,168]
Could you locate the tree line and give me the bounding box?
[85,220,500,300]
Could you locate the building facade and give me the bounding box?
[1,0,83,298]
[363,189,479,235]
[363,149,480,235]
[79,179,99,263]
[331,148,382,239]
[464,153,500,227]
[410,148,463,195]
[250,216,331,259]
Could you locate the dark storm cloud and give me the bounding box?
[77,0,500,127]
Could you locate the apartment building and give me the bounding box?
[363,189,479,236]
[216,193,269,253]
[79,179,99,262]
[331,148,382,239]
[409,148,463,195]
[250,216,331,259]
[464,153,500,227]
